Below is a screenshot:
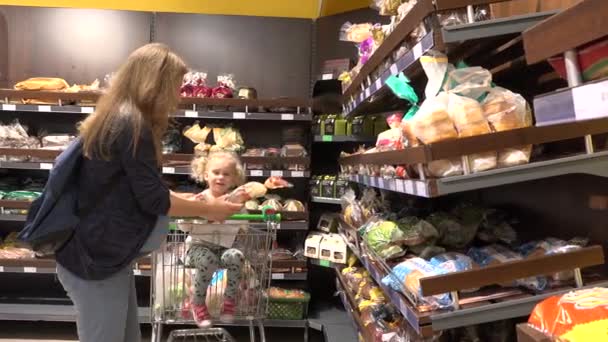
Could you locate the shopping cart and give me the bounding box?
[151,209,281,342]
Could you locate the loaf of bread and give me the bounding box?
[448,93,496,173]
[411,93,458,144]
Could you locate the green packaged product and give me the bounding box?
[334,117,347,136]
[4,191,41,201]
[320,176,336,198]
[351,116,373,136]
[324,115,336,136]
[309,176,322,197]
[312,116,323,136]
[334,177,349,199]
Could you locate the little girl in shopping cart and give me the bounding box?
[185,151,248,328]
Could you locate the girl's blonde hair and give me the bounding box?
[79,43,188,162]
[191,151,246,186]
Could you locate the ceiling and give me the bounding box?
[0,0,370,18]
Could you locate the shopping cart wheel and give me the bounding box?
[167,328,236,342]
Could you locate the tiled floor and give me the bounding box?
[0,321,320,342]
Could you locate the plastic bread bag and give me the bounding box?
[381,257,453,309]
[183,122,211,144]
[528,287,608,341]
[372,0,401,16]
[445,66,492,100]
[264,176,293,189]
[426,158,463,178]
[426,212,476,249]
[518,238,588,282]
[212,74,235,99]
[283,199,305,212]
[261,195,283,212]
[410,92,457,144]
[430,252,479,292]
[420,52,450,99]
[482,87,533,167]
[467,244,548,291]
[341,189,366,228]
[339,22,373,43]
[396,216,439,247]
[447,93,497,173]
[358,37,375,65]
[477,208,518,246]
[376,114,404,151]
[397,0,417,21]
[227,182,267,203]
[362,220,407,260]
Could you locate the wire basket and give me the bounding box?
[266,293,311,320]
[167,328,236,342]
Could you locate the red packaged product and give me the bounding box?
[528,287,608,341]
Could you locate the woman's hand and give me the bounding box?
[203,195,243,222]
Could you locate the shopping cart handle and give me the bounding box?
[229,206,281,222]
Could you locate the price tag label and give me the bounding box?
[322,135,333,142]
[375,79,382,90]
[40,163,53,170]
[416,181,428,197]
[2,104,16,111]
[133,269,142,276]
[250,170,264,177]
[413,43,424,59]
[270,170,283,177]
[322,73,333,80]
[162,167,175,174]
[405,180,414,194]
[378,178,385,188]
[390,64,399,75]
[292,171,304,177]
[24,267,37,273]
[184,110,198,118]
[81,107,95,114]
[319,259,331,267]
[370,177,378,187]
[365,88,371,98]
[396,179,406,193]
[387,179,396,191]
[272,273,285,280]
[38,105,51,112]
[281,114,294,121]
[573,81,608,121]
[233,112,246,119]
[0,266,4,272]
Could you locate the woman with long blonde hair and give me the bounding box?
[55,43,243,342]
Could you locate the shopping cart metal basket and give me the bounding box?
[151,209,281,342]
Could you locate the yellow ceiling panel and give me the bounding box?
[319,0,370,17]
[0,0,321,18]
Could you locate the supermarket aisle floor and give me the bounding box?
[0,321,322,342]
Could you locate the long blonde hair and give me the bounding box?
[191,151,246,187]
[79,43,188,161]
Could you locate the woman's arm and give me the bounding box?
[168,191,242,221]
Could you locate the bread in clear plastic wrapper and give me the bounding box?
[339,22,373,43]
[448,93,497,173]
[482,87,533,167]
[410,92,458,144]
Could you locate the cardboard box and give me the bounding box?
[319,233,335,262]
[516,324,556,342]
[329,234,349,264]
[317,214,339,233]
[491,0,581,19]
[305,233,324,259]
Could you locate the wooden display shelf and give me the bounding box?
[342,1,557,117]
[0,257,151,276]
[523,0,608,64]
[338,218,608,333]
[340,117,608,166]
[0,89,311,112]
